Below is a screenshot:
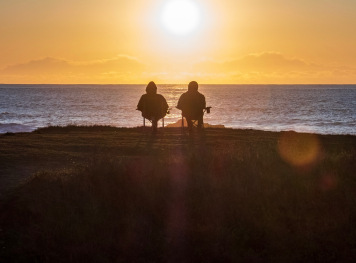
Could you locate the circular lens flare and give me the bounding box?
[278,132,320,167]
[161,0,201,35]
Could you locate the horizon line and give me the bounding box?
[1,83,356,85]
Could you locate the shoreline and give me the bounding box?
[1,123,356,136]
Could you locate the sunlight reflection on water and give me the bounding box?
[1,84,356,134]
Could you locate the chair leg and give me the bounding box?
[196,117,203,134]
[181,116,185,133]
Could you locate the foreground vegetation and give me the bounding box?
[1,126,356,262]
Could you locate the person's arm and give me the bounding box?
[177,94,184,110]
[137,95,145,111]
[159,95,169,112]
[163,97,169,111]
[201,94,206,110]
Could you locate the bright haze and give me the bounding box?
[1,0,356,84]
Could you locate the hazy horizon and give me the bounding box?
[2,83,356,86]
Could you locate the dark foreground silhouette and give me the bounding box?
[137,81,169,133]
[177,81,206,134]
[1,126,356,263]
[165,119,225,128]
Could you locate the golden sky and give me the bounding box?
[1,0,356,84]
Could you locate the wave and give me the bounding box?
[0,123,37,134]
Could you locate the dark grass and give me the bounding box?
[1,127,356,262]
[34,124,129,134]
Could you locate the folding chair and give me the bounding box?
[139,99,168,134]
[142,114,165,133]
[180,107,211,134]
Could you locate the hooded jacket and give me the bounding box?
[177,90,206,119]
[137,87,169,120]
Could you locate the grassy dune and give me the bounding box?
[1,126,356,262]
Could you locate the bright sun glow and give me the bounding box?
[160,0,201,35]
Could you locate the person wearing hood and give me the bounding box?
[177,81,206,133]
[137,81,169,133]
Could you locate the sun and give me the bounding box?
[160,0,201,35]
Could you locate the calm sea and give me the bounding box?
[1,84,356,135]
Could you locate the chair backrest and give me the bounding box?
[143,97,165,120]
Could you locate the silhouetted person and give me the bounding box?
[137,81,169,133]
[177,81,206,134]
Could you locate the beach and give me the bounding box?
[1,126,356,262]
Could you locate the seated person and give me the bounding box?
[177,81,206,133]
[137,81,169,133]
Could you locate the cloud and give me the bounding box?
[1,52,356,84]
[191,52,356,83]
[193,52,329,73]
[2,55,146,74]
[0,55,147,83]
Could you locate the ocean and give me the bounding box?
[1,84,356,135]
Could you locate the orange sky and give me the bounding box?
[1,0,356,84]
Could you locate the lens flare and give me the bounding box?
[319,173,338,191]
[278,132,320,167]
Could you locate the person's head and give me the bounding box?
[188,81,198,92]
[146,81,157,94]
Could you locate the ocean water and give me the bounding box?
[1,84,356,135]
